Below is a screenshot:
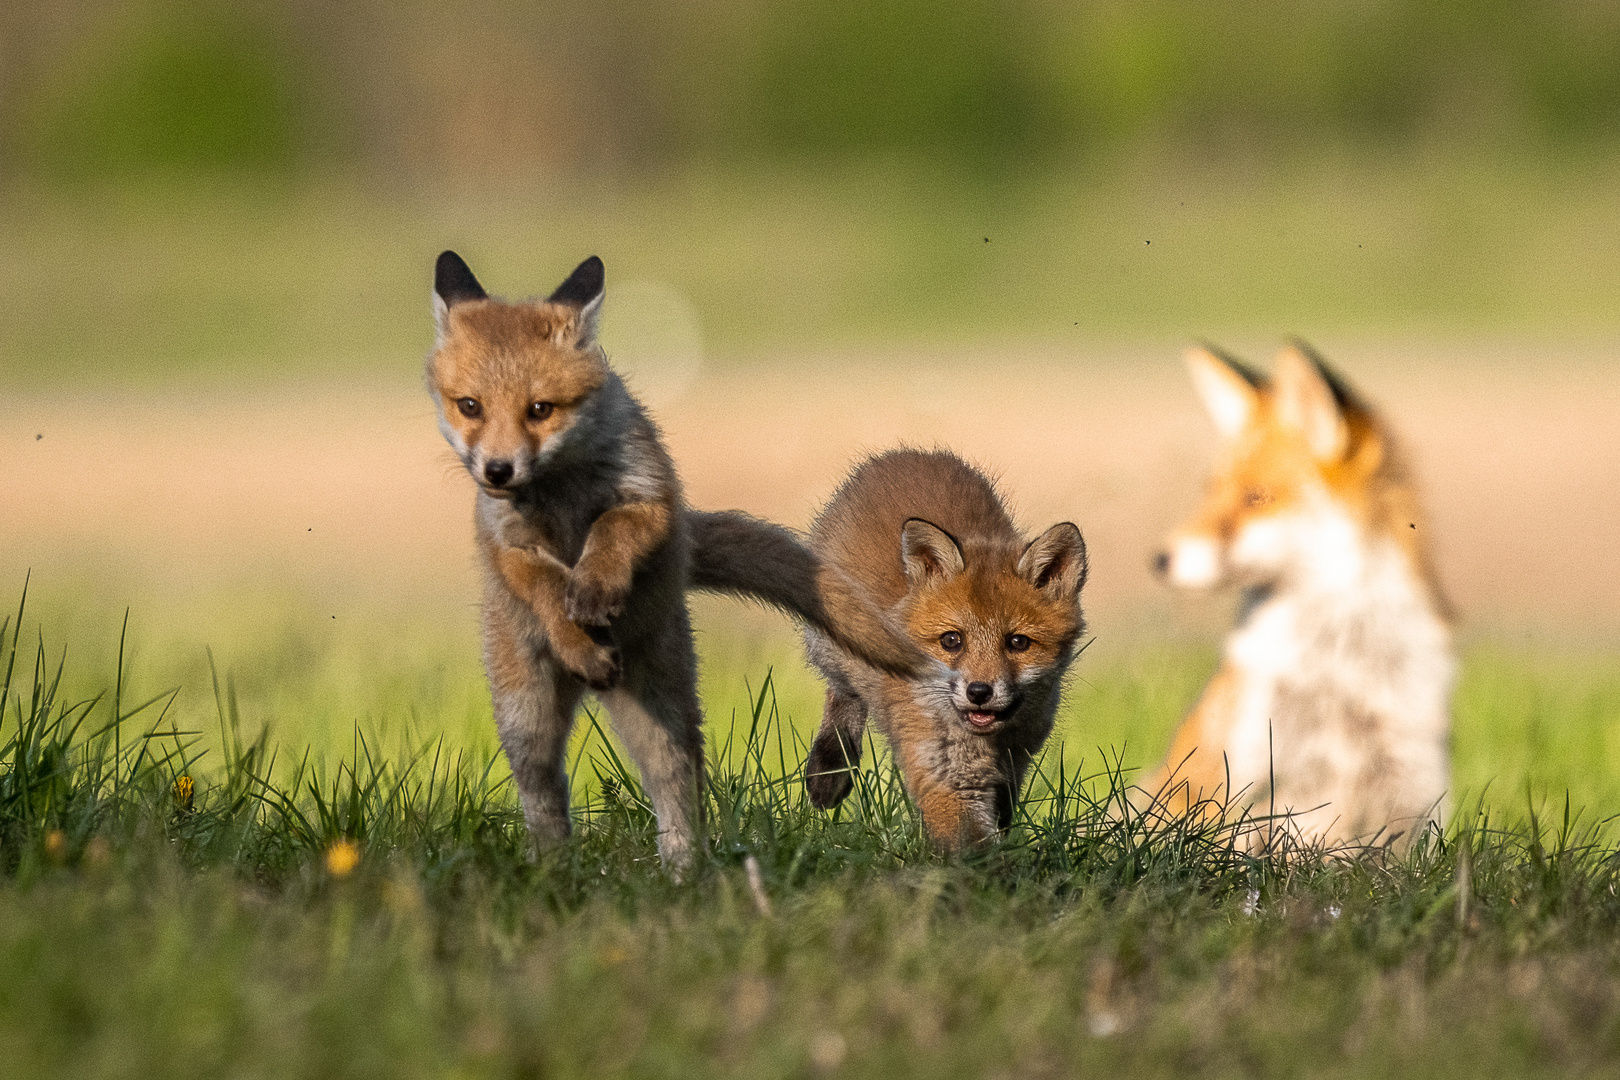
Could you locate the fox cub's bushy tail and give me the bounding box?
[686,509,929,678]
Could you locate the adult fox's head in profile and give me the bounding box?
[1154,341,1428,596]
[898,517,1087,735]
[428,251,609,497]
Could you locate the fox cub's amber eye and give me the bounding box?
[939,631,963,652]
[528,401,554,421]
[456,397,482,419]
[1006,634,1031,653]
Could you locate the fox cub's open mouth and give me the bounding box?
[960,699,1020,733]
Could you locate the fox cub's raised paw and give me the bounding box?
[564,567,631,627]
[805,729,859,810]
[559,624,622,691]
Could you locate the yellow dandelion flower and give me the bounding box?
[172,774,195,812]
[325,838,361,878]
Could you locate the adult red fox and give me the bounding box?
[427,252,926,871]
[1146,343,1453,850]
[800,449,1088,850]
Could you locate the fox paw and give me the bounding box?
[805,733,858,810]
[576,645,621,691]
[564,571,630,627]
[567,625,622,691]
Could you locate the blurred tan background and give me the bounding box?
[5,346,1620,640]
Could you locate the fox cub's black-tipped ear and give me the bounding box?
[1019,522,1087,601]
[435,251,487,306]
[548,255,604,308]
[433,251,486,341]
[901,518,965,586]
[546,255,605,349]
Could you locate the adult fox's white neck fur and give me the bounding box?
[1220,495,1453,846]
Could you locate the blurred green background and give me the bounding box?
[5,0,1620,383]
[12,0,1620,179]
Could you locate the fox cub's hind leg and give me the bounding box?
[598,605,705,873]
[484,601,586,844]
[806,687,866,809]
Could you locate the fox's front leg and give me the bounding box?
[1135,663,1242,820]
[484,597,586,844]
[884,697,1002,851]
[489,540,621,689]
[902,760,999,851]
[564,500,673,626]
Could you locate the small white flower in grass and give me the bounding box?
[1086,958,1126,1037]
[1242,888,1261,916]
[744,854,772,917]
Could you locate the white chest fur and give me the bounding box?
[1222,518,1454,844]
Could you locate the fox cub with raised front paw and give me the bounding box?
[428,252,927,872]
[801,449,1088,850]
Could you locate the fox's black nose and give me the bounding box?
[1151,550,1170,577]
[483,459,515,487]
[966,682,993,706]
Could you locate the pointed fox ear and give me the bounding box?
[433,250,487,338]
[1184,344,1262,440]
[1273,342,1348,461]
[1019,522,1087,602]
[546,255,605,349]
[901,518,965,586]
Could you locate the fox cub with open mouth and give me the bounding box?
[801,449,1088,850]
[427,252,927,872]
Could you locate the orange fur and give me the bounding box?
[429,252,706,869]
[1169,344,1438,590]
[1144,665,1242,818]
[485,534,621,688]
[801,449,1088,851]
[433,301,611,479]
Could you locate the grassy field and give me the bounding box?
[4,586,1620,1078]
[13,580,1620,818]
[6,160,1620,1075]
